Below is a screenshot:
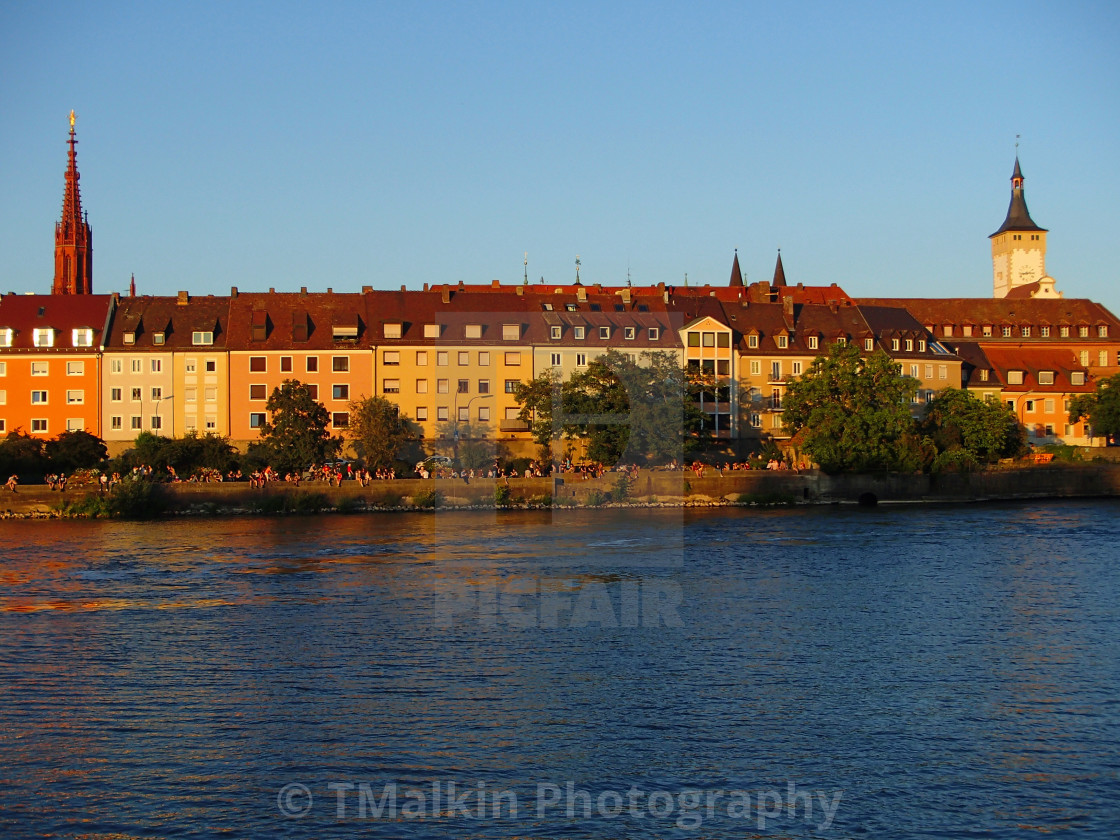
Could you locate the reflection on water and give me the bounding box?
[1,502,1119,837]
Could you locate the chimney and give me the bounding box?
[491,279,500,288]
[230,286,239,298]
[423,283,429,291]
[177,290,189,305]
[300,286,308,295]
[621,288,631,304]
[269,287,275,294]
[399,285,406,292]
[326,287,333,294]
[516,285,524,296]
[441,287,451,304]
[783,296,794,318]
[577,287,587,302]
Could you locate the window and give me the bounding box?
[458,407,469,421]
[131,416,142,430]
[779,335,790,349]
[792,361,803,376]
[111,416,122,431]
[250,384,267,400]
[131,387,142,401]
[1045,399,1055,414]
[963,326,974,337]
[458,351,469,365]
[437,352,449,366]
[478,406,491,422]
[942,325,953,337]
[807,336,818,350]
[550,326,562,340]
[184,416,197,432]
[151,387,163,401]
[31,362,49,376]
[382,379,400,394]
[924,365,933,379]
[980,369,989,382]
[416,407,428,421]
[416,379,428,394]
[0,329,11,347]
[424,324,440,338]
[1060,326,1070,338]
[332,413,349,428]
[192,331,214,346]
[305,384,318,400]
[1025,400,1035,413]
[890,338,899,351]
[836,337,847,346]
[465,324,483,339]
[550,353,561,367]
[131,359,142,374]
[1079,326,1089,338]
[1021,326,1031,338]
[504,379,519,393]
[938,365,947,380]
[478,379,490,394]
[67,361,84,375]
[111,388,122,402]
[576,353,587,366]
[123,331,135,345]
[31,419,48,433]
[306,356,319,372]
[33,328,54,347]
[905,339,913,352]
[332,384,349,400]
[750,413,761,428]
[573,326,585,340]
[648,328,659,340]
[250,413,266,429]
[1007,370,1024,385]
[1099,325,1109,338]
[918,340,927,352]
[1100,351,1109,367]
[281,356,293,372]
[702,332,715,347]
[862,337,873,351]
[416,351,428,366]
[1081,350,1090,366]
[909,365,919,378]
[110,359,122,374]
[542,303,553,311]
[437,407,449,421]
[205,387,217,402]
[624,327,636,340]
[66,390,83,404]
[249,356,266,372]
[205,360,217,373]
[383,351,400,366]
[1071,371,1086,385]
[383,323,402,339]
[185,388,196,403]
[332,356,349,372]
[750,360,761,376]
[1001,326,1012,337]
[31,390,48,404]
[1041,326,1050,337]
[505,407,521,420]
[502,324,520,341]
[150,416,162,430]
[457,379,469,394]
[67,418,83,431]
[478,352,490,366]
[599,326,611,340]
[504,352,521,365]
[434,378,447,394]
[150,359,162,373]
[1038,371,1054,385]
[72,328,94,347]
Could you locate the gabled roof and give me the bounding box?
[0,293,115,350]
[981,345,1092,393]
[855,298,1120,337]
[226,291,373,350]
[104,295,231,349]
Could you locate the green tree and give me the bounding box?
[258,379,341,474]
[782,342,919,473]
[348,396,415,470]
[44,430,109,472]
[0,429,47,479]
[565,353,633,464]
[920,388,1025,469]
[1068,373,1120,443]
[513,368,564,460]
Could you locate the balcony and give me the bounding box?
[499,419,530,432]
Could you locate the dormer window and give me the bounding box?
[502,324,520,341]
[918,340,927,352]
[574,326,585,340]
[383,322,403,339]
[1021,326,1031,338]
[905,339,914,352]
[807,336,819,350]
[333,317,359,339]
[862,338,873,351]
[0,329,12,348]
[541,303,553,311]
[251,310,269,341]
[891,338,900,351]
[623,327,636,340]
[550,326,562,340]
[1038,371,1055,385]
[565,303,577,312]
[1099,325,1109,338]
[72,328,94,348]
[192,331,214,346]
[1079,326,1090,338]
[1071,371,1086,385]
[943,325,953,337]
[1001,326,1012,337]
[33,328,55,348]
[1007,370,1024,385]
[465,324,483,339]
[292,312,309,342]
[152,332,165,346]
[779,335,790,349]
[123,331,136,345]
[599,326,611,340]
[747,334,759,349]
[979,369,989,382]
[648,327,659,340]
[963,325,973,337]
[424,324,440,339]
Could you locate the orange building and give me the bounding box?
[0,294,115,438]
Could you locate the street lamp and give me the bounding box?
[453,392,494,464]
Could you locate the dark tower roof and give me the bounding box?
[772,250,787,287]
[729,250,743,287]
[990,156,1046,237]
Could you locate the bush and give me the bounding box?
[413,489,442,508]
[612,473,631,502]
[930,448,981,474]
[60,479,170,519]
[1037,443,1083,462]
[494,484,512,506]
[585,489,607,507]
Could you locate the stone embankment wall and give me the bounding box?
[4,464,1120,518]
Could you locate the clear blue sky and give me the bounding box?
[2,1,1118,310]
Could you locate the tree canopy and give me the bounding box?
[1068,373,1120,444]
[44,430,109,472]
[514,350,706,465]
[348,395,416,470]
[919,388,1025,469]
[257,379,341,473]
[782,343,919,473]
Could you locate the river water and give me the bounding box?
[1,501,1118,838]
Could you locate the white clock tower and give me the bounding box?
[990,157,1055,298]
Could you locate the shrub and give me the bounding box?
[413,489,442,508]
[612,473,631,502]
[585,489,607,507]
[494,484,512,506]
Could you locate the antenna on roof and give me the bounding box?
[1015,134,1020,154]
[575,255,581,286]
[523,252,528,285]
[684,272,688,287]
[627,260,632,287]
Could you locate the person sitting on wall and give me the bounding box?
[5,475,18,492]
